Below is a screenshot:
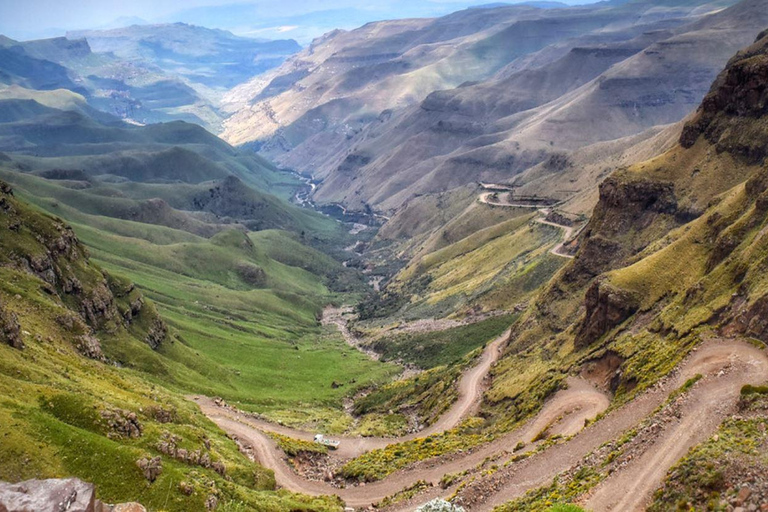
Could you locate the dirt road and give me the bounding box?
[444,340,768,512]
[477,191,576,259]
[196,371,609,508]
[195,305,766,511]
[195,328,510,459]
[582,341,768,512]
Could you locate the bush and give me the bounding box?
[741,384,768,396]
[415,499,465,512]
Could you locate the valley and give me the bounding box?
[2,1,768,512]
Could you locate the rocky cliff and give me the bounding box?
[489,27,768,411]
[0,180,166,355]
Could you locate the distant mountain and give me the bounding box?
[67,23,300,91]
[221,0,761,217]
[0,24,299,131]
[166,0,573,43]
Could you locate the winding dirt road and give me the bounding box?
[582,341,768,512]
[193,326,610,509]
[193,252,768,512]
[195,328,510,460]
[477,190,576,259]
[440,339,768,512]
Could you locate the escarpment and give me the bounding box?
[498,29,768,403]
[0,180,167,353]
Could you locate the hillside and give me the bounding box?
[305,0,768,215]
[0,180,350,511]
[0,25,299,131]
[0,91,342,236]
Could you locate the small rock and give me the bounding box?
[136,457,162,483]
[112,504,147,512]
[738,486,753,505]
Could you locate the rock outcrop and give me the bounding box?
[0,478,147,512]
[0,299,22,350]
[0,180,167,352]
[680,31,768,163]
[576,279,639,348]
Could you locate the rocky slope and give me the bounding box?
[0,180,166,357]
[488,26,768,423]
[308,0,768,214]
[221,0,766,219]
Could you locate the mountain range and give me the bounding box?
[2,1,768,511]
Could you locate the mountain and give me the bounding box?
[0,87,349,242]
[0,24,300,131]
[222,0,763,218]
[312,0,768,214]
[67,23,301,92]
[167,0,573,44]
[450,28,768,509]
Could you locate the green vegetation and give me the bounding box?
[0,149,390,509]
[341,418,491,482]
[368,314,516,369]
[494,467,601,512]
[353,348,478,431]
[268,433,328,457]
[0,168,397,425]
[0,189,342,510]
[375,480,432,508]
[649,415,768,511]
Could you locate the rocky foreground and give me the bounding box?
[0,478,145,512]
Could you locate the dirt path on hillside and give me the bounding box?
[435,340,768,512]
[321,306,382,361]
[194,328,510,458]
[581,342,768,512]
[477,191,576,259]
[194,372,609,508]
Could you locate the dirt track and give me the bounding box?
[195,327,510,460]
[582,341,768,512]
[194,339,767,510]
[477,191,576,259]
[445,340,768,511]
[193,325,610,508]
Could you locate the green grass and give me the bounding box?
[368,314,516,369]
[341,419,491,482]
[649,413,768,511]
[268,433,328,457]
[0,170,398,423]
[0,264,343,511]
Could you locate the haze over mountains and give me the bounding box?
[3,1,768,511]
[0,23,298,131]
[223,0,768,218]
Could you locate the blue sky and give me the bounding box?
[0,0,598,42]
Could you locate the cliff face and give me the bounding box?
[491,28,768,408]
[0,180,166,355]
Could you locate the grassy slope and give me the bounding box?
[368,314,517,369]
[2,166,397,426]
[0,188,344,511]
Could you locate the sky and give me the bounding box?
[0,0,598,42]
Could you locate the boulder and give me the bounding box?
[0,300,22,350]
[0,478,98,512]
[576,279,639,348]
